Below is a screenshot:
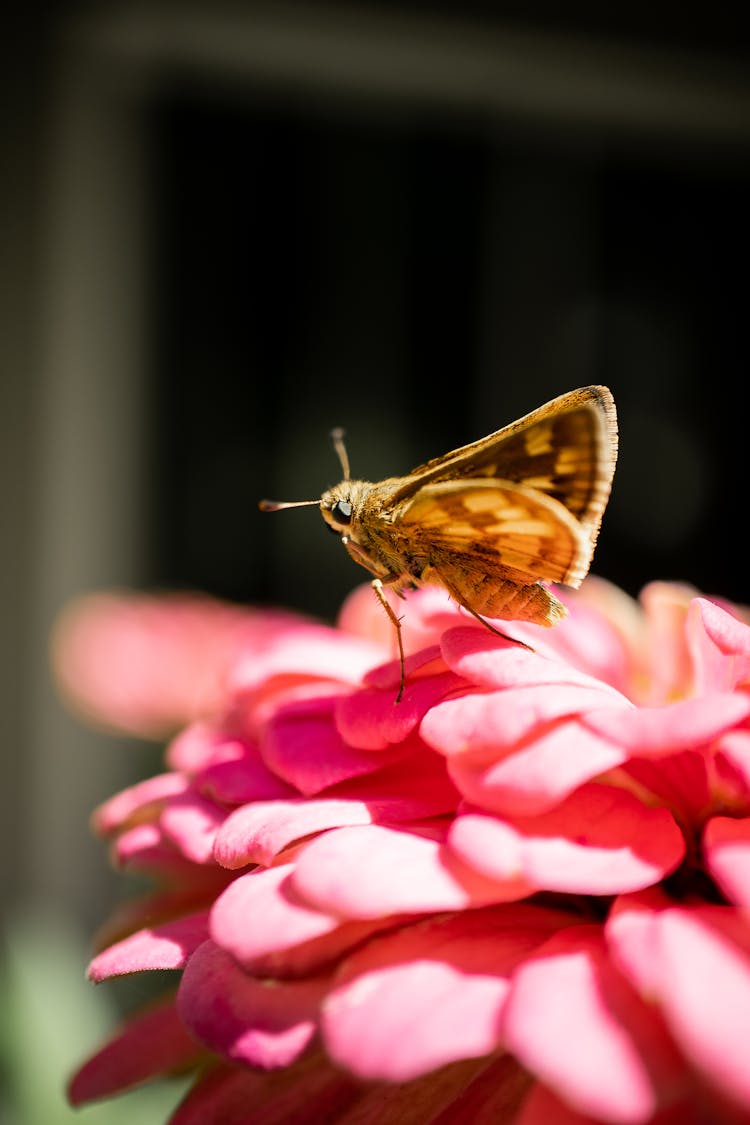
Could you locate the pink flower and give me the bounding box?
[58,579,750,1124]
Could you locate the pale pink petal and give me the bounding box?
[214,798,377,868]
[605,889,679,997]
[260,695,406,794]
[502,926,685,1124]
[715,730,750,792]
[440,626,628,697]
[210,865,404,977]
[583,694,750,757]
[88,913,210,981]
[336,669,466,752]
[166,722,248,773]
[51,591,262,736]
[92,772,189,835]
[651,907,750,1109]
[322,904,573,1081]
[446,719,628,817]
[68,994,203,1105]
[112,823,190,875]
[227,625,383,696]
[703,816,750,907]
[421,684,630,760]
[177,940,326,1068]
[688,598,750,694]
[337,582,464,656]
[290,823,529,917]
[448,785,684,895]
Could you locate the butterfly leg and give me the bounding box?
[371,577,407,703]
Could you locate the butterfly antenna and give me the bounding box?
[258,498,319,512]
[330,427,350,481]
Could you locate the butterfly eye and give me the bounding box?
[331,500,353,525]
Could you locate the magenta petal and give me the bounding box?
[195,744,296,804]
[177,939,326,1068]
[448,785,684,895]
[261,695,405,794]
[321,905,570,1081]
[68,995,203,1105]
[650,907,750,1108]
[336,670,466,752]
[583,693,750,757]
[502,926,684,1124]
[703,816,750,906]
[447,719,628,817]
[88,912,210,980]
[291,823,529,917]
[160,792,226,864]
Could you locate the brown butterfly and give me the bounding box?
[260,385,618,700]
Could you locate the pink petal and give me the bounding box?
[651,907,750,1108]
[68,994,203,1105]
[92,772,189,835]
[195,744,296,804]
[440,626,628,697]
[502,926,685,1124]
[210,865,405,977]
[605,889,680,997]
[421,684,631,759]
[160,792,226,864]
[703,816,750,906]
[448,785,684,895]
[583,694,750,757]
[261,695,406,794]
[290,823,530,918]
[51,591,258,736]
[446,719,628,817]
[321,904,573,1081]
[227,625,383,695]
[214,798,378,868]
[177,939,326,1068]
[112,823,191,875]
[688,598,750,694]
[88,912,210,980]
[336,669,466,752]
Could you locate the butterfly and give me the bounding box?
[260,385,618,699]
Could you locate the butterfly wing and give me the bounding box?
[386,385,618,542]
[397,477,590,586]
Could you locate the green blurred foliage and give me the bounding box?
[0,907,190,1125]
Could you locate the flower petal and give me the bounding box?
[88,913,211,981]
[448,784,684,895]
[177,940,326,1068]
[703,816,750,907]
[322,905,572,1081]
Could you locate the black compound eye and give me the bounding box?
[331,500,353,525]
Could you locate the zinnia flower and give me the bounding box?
[55,577,750,1124]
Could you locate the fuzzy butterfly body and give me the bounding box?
[260,385,618,698]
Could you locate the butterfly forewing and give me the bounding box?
[385,386,617,543]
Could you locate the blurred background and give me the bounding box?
[2,3,749,1120]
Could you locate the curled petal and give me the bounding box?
[177,940,327,1069]
[336,669,466,752]
[448,785,684,895]
[160,792,226,865]
[688,598,750,694]
[92,773,189,835]
[445,719,628,817]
